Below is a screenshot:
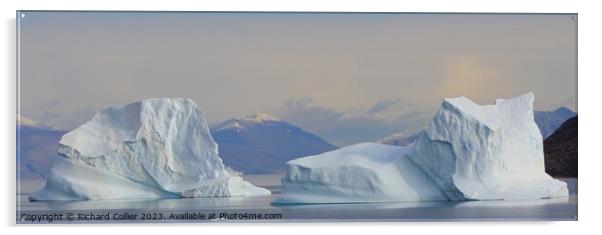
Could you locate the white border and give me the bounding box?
[2,0,600,234]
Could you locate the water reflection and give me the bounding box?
[17,177,577,221]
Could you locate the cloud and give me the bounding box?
[366,99,401,114]
[275,97,432,146]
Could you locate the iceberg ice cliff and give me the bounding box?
[274,143,447,204]
[410,93,567,200]
[31,98,270,201]
[276,93,568,204]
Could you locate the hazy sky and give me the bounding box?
[18,12,577,146]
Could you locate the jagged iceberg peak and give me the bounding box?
[411,92,568,200]
[31,98,270,201]
[58,98,224,191]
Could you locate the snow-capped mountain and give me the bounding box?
[534,107,577,139]
[210,113,337,174]
[17,114,57,130]
[17,114,65,180]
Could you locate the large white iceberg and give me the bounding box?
[275,93,568,204]
[274,143,447,204]
[410,93,567,200]
[31,98,270,201]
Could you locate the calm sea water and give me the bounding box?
[17,175,577,223]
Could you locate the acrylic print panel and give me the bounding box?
[16,11,577,223]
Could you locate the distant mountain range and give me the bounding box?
[544,116,578,177]
[17,114,66,180]
[534,107,576,139]
[210,113,337,174]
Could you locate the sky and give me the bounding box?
[18,12,577,146]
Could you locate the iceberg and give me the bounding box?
[31,157,179,200]
[410,93,567,200]
[275,93,568,204]
[274,143,447,204]
[31,98,270,201]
